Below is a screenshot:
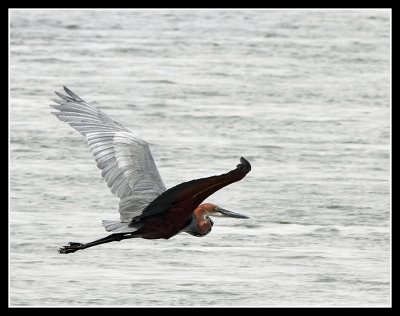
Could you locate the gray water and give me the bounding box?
[10,9,391,307]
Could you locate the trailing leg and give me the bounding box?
[58,233,129,254]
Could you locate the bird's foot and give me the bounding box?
[58,242,84,254]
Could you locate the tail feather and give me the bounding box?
[102,220,138,234]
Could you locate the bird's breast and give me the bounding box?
[135,212,193,239]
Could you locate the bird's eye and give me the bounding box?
[214,206,220,212]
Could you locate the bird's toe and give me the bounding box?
[58,242,84,254]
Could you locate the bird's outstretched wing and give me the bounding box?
[50,86,166,222]
[131,157,251,223]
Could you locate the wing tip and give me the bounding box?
[238,156,251,173]
[54,86,84,103]
[54,91,70,101]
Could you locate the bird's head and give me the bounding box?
[200,203,250,219]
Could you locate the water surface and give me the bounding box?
[10,9,390,306]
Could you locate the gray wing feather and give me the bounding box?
[114,132,166,221]
[102,220,139,233]
[51,86,166,222]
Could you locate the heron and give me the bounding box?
[50,87,251,254]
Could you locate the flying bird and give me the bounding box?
[51,87,251,254]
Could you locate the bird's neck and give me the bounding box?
[183,206,212,237]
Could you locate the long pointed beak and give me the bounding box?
[217,208,250,219]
